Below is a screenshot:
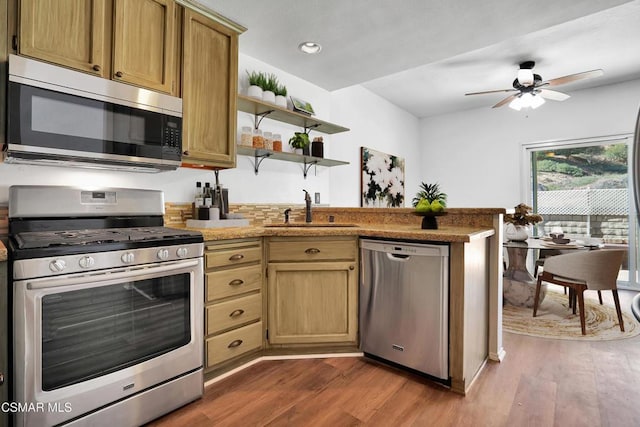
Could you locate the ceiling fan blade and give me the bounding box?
[538,89,570,101]
[465,88,517,96]
[492,93,519,108]
[543,69,604,87]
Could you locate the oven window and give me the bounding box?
[41,273,191,391]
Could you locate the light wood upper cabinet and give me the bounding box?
[17,0,178,94]
[112,0,176,93]
[181,8,238,168]
[19,0,109,77]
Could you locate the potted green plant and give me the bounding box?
[274,83,288,108]
[412,182,447,212]
[246,70,264,99]
[288,131,310,155]
[261,73,279,104]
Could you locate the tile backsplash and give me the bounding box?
[164,203,308,226]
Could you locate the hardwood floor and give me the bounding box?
[149,290,640,427]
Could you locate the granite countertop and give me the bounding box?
[0,240,7,262]
[189,223,494,243]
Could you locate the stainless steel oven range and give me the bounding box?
[7,186,204,427]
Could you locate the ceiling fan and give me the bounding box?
[465,61,603,110]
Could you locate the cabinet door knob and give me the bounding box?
[349,265,355,270]
[229,309,245,318]
[115,71,123,78]
[229,254,245,261]
[183,150,190,156]
[0,372,3,385]
[228,339,243,348]
[92,64,101,72]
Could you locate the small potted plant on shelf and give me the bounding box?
[261,73,279,104]
[246,70,264,99]
[274,83,288,108]
[288,131,310,155]
[504,203,543,241]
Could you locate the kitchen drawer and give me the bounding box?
[206,293,262,336]
[206,246,261,269]
[268,238,357,262]
[206,264,262,302]
[206,321,263,367]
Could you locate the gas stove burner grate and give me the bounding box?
[13,226,200,250]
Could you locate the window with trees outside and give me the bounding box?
[523,135,638,289]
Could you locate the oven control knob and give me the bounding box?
[49,259,66,272]
[176,247,188,258]
[121,252,135,264]
[79,256,95,269]
[157,249,170,260]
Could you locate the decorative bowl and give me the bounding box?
[413,211,447,230]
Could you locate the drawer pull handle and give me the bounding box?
[228,339,243,348]
[229,254,245,261]
[229,309,245,318]
[228,279,244,286]
[305,248,321,255]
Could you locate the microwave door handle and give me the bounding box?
[25,259,200,290]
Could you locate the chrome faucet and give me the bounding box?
[284,208,292,224]
[303,190,312,223]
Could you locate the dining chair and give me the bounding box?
[533,249,626,335]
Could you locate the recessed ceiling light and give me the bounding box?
[298,41,322,54]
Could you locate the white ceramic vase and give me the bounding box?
[275,95,287,108]
[504,223,529,241]
[262,90,276,104]
[247,85,262,99]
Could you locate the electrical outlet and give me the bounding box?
[314,192,320,204]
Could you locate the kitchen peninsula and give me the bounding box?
[173,206,505,395]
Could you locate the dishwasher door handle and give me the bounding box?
[386,252,410,261]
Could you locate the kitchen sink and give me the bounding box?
[264,223,359,228]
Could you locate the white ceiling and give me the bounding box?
[201,0,640,118]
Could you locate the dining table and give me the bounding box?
[503,237,593,307]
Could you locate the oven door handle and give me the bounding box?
[26,259,200,290]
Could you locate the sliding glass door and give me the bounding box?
[523,134,638,288]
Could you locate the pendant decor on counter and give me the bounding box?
[360,146,405,208]
[504,223,530,241]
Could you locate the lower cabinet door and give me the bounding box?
[206,321,262,367]
[267,261,358,345]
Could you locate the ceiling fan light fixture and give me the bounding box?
[509,95,524,111]
[517,69,534,86]
[298,41,322,54]
[530,94,546,109]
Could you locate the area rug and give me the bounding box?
[503,290,640,341]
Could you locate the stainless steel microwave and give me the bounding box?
[4,54,183,172]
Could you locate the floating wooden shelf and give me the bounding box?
[236,146,349,178]
[237,95,350,134]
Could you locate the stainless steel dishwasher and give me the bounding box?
[360,239,449,381]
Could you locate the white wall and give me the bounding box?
[330,85,421,207]
[0,54,418,207]
[419,78,640,208]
